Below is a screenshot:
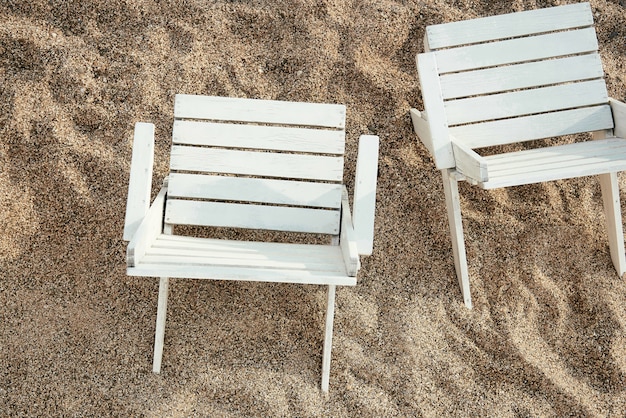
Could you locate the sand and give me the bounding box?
[1,0,625,416]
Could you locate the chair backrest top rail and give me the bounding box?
[426,2,593,50]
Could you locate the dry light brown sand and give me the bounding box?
[1,0,626,416]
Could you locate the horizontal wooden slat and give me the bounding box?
[433,27,598,74]
[152,234,336,256]
[172,120,345,154]
[170,145,344,181]
[481,138,626,189]
[128,263,355,285]
[165,200,340,234]
[426,3,592,50]
[174,94,346,129]
[167,173,343,208]
[450,105,614,149]
[445,79,609,126]
[439,54,604,100]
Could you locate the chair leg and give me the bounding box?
[153,277,169,373]
[321,284,336,393]
[599,172,626,277]
[441,169,473,308]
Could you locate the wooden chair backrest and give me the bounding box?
[164,95,346,235]
[418,2,615,167]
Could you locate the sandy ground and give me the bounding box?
[1,0,626,416]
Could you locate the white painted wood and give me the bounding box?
[321,284,336,393]
[339,189,359,276]
[410,109,431,153]
[482,139,626,189]
[416,53,455,169]
[441,169,472,308]
[153,276,169,373]
[128,263,356,286]
[445,80,609,126]
[451,139,488,183]
[167,173,343,209]
[165,199,340,234]
[126,187,167,267]
[173,120,345,154]
[599,172,626,276]
[124,122,155,241]
[610,98,626,138]
[352,135,380,255]
[450,105,614,149]
[125,95,378,390]
[426,2,592,49]
[151,234,340,257]
[416,3,625,309]
[174,94,346,129]
[433,27,599,74]
[440,54,605,100]
[170,145,344,182]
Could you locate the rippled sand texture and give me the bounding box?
[1,0,626,416]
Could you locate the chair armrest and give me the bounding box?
[339,187,359,276]
[123,122,155,241]
[352,135,380,256]
[451,138,488,184]
[415,52,455,169]
[410,108,432,151]
[610,98,626,139]
[127,186,167,267]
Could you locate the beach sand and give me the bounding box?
[1,0,626,415]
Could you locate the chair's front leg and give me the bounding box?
[599,172,626,277]
[321,284,336,393]
[153,277,169,373]
[441,169,473,308]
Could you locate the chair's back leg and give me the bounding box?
[441,169,473,308]
[153,224,173,374]
[599,172,626,277]
[153,276,170,373]
[321,284,336,393]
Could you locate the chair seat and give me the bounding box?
[127,234,356,286]
[481,137,626,189]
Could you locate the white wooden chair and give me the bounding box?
[411,2,626,308]
[123,94,379,392]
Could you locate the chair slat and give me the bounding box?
[170,145,344,181]
[153,234,338,257]
[173,120,345,154]
[174,94,346,128]
[142,252,342,271]
[439,54,604,100]
[433,27,598,74]
[483,139,626,189]
[450,105,614,149]
[487,139,626,176]
[445,79,608,126]
[426,2,592,50]
[167,173,342,208]
[165,200,340,234]
[128,264,355,285]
